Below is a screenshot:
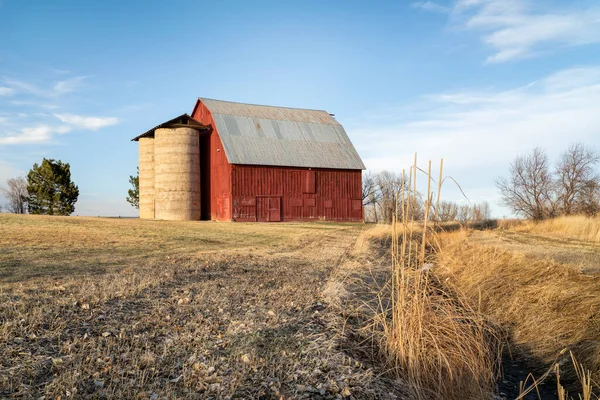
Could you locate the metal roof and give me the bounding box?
[200,98,365,170]
[131,114,209,141]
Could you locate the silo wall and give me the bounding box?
[154,127,201,221]
[138,137,155,219]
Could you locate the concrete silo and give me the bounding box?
[154,127,201,221]
[138,137,155,219]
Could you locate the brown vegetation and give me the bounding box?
[3,215,406,398]
[502,215,600,244]
[435,225,600,387]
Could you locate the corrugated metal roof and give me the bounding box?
[131,114,209,141]
[200,98,365,170]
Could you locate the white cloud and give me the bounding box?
[3,76,88,97]
[412,1,450,14]
[54,113,119,130]
[0,87,15,96]
[445,0,600,62]
[52,76,87,95]
[0,125,71,145]
[348,66,600,214]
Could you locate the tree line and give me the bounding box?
[496,143,599,220]
[1,158,79,215]
[362,170,491,224]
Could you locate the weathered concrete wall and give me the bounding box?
[138,137,155,219]
[154,127,201,221]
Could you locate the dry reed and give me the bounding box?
[374,156,500,400]
[436,230,600,386]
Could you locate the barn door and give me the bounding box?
[256,197,281,222]
[267,197,281,222]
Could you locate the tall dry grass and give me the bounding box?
[436,230,600,385]
[502,215,600,243]
[374,158,500,400]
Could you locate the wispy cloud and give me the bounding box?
[0,113,118,145]
[52,76,87,95]
[0,125,71,145]
[3,76,88,97]
[412,1,450,14]
[349,66,600,209]
[416,0,600,63]
[0,87,15,96]
[54,113,119,130]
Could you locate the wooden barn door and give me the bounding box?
[256,196,281,222]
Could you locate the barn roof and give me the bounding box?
[131,114,209,141]
[198,98,366,170]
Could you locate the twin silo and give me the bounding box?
[136,116,206,221]
[133,98,366,222]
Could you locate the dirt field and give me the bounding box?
[3,214,599,399]
[0,215,417,399]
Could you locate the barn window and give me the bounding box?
[304,170,316,193]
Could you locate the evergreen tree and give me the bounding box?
[126,167,139,209]
[27,158,79,215]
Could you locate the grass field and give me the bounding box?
[3,215,398,399]
[2,214,599,399]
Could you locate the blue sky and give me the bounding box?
[1,0,599,217]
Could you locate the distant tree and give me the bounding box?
[457,204,471,225]
[377,171,404,223]
[27,158,79,215]
[555,143,600,215]
[126,167,139,209]
[576,180,600,216]
[437,200,458,222]
[472,201,491,221]
[2,177,28,214]
[496,147,556,220]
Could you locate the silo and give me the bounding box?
[154,127,201,220]
[138,137,155,219]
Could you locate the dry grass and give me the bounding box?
[0,214,352,283]
[326,222,500,400]
[332,159,501,400]
[436,229,600,387]
[501,215,600,243]
[2,215,416,399]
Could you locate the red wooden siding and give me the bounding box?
[192,102,232,221]
[231,165,362,222]
[191,99,363,222]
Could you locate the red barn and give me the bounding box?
[132,98,365,222]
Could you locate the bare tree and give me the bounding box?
[362,171,376,205]
[436,200,458,222]
[376,171,403,223]
[2,177,28,214]
[457,204,471,224]
[555,143,600,215]
[472,201,491,221]
[576,180,600,216]
[496,147,556,220]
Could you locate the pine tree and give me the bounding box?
[27,158,79,215]
[126,167,139,209]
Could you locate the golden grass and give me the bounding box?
[0,213,359,283]
[366,160,500,400]
[436,230,600,385]
[502,215,600,243]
